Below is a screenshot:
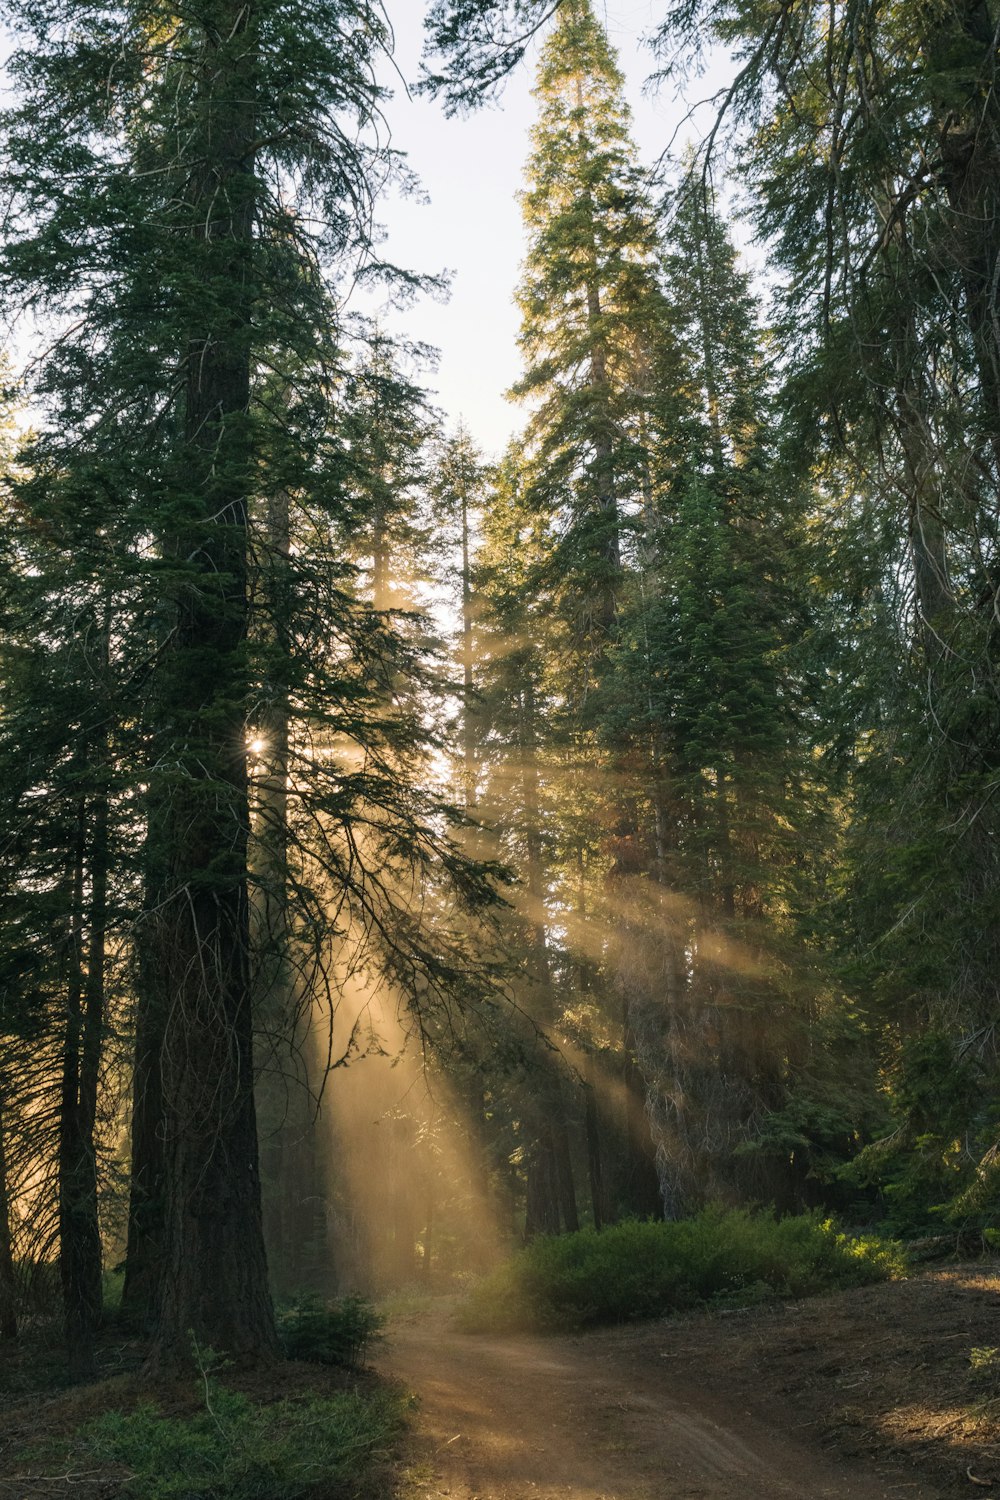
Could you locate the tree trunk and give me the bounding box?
[932,1,1000,472]
[460,462,478,813]
[572,77,622,639]
[876,171,955,646]
[524,1127,561,1239]
[582,1051,610,1230]
[59,788,104,1379]
[149,0,275,1360]
[584,266,621,633]
[620,1001,664,1220]
[894,374,954,637]
[422,1186,434,1284]
[552,1108,580,1232]
[121,959,166,1325]
[0,1100,17,1342]
[254,481,327,1296]
[520,680,580,1236]
[373,527,390,613]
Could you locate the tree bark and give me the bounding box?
[572,75,622,638]
[59,785,105,1379]
[460,452,478,813]
[620,1001,664,1219]
[931,1,1000,466]
[254,480,327,1296]
[148,0,276,1360]
[582,1050,610,1230]
[121,954,166,1324]
[520,680,580,1236]
[524,1127,561,1238]
[894,368,954,638]
[0,1100,17,1342]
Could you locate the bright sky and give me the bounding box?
[365,2,733,457]
[0,3,735,451]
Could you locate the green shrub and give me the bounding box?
[276,1295,383,1369]
[86,1382,404,1500]
[457,1208,907,1334]
[970,1346,1000,1404]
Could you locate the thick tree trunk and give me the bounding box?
[932,1,1000,467]
[148,0,275,1360]
[155,857,274,1357]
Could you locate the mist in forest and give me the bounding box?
[322,979,503,1291]
[3,0,999,1410]
[259,968,505,1297]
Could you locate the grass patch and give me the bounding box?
[457,1208,907,1334]
[84,1381,406,1500]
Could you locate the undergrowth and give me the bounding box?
[457,1208,907,1334]
[970,1346,1000,1410]
[276,1294,383,1368]
[85,1381,405,1500]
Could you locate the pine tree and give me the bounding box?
[610,182,819,1212]
[513,0,666,674]
[509,0,685,1220]
[340,329,439,616]
[0,405,144,1370]
[649,0,1000,1225]
[471,449,585,1234]
[431,422,489,813]
[0,0,505,1361]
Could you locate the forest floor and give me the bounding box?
[2,1261,998,1498]
[0,1348,400,1497]
[379,1261,1000,1500]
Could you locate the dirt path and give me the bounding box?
[379,1303,941,1500]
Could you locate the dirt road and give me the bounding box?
[378,1303,941,1500]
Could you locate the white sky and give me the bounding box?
[364,2,734,457]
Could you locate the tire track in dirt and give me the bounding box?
[379,1305,942,1500]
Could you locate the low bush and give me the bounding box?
[276,1295,383,1368]
[457,1208,907,1334]
[86,1382,405,1500]
[970,1346,1000,1406]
